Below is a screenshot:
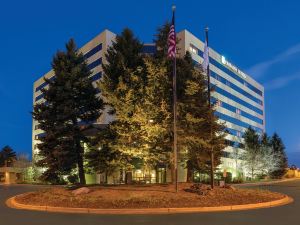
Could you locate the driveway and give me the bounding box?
[1,180,299,225]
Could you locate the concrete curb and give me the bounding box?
[233,178,300,187]
[6,194,294,215]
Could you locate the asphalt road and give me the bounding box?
[1,180,300,225]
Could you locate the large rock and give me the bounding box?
[72,187,91,195]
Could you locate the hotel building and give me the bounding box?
[32,29,265,183]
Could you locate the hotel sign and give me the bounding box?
[221,56,247,79]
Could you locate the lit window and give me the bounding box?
[217,100,222,107]
[189,44,197,54]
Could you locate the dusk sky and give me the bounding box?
[1,0,300,165]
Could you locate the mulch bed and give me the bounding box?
[15,183,285,209]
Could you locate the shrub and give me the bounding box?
[67,175,79,184]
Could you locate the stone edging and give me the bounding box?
[5,194,293,215]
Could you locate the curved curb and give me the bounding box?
[6,194,293,215]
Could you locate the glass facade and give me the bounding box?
[187,38,264,156]
[196,47,263,96]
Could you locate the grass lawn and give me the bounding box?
[15,183,285,209]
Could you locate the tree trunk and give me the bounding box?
[210,150,214,189]
[186,161,194,183]
[76,141,86,185]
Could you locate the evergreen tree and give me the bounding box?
[0,146,16,167]
[85,126,120,176]
[270,133,288,178]
[154,22,226,185]
[33,39,104,184]
[100,28,148,176]
[134,57,173,166]
[154,22,172,60]
[177,53,226,185]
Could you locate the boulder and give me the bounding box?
[72,187,91,195]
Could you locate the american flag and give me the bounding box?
[168,11,176,59]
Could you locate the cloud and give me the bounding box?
[264,73,300,90]
[247,43,300,78]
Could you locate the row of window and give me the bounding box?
[214,86,263,115]
[35,93,44,102]
[190,44,263,96]
[216,111,263,134]
[83,43,102,59]
[211,71,263,105]
[212,97,264,125]
[90,72,102,82]
[226,127,244,137]
[35,76,56,92]
[87,58,102,71]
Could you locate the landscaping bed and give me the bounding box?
[15,183,286,209]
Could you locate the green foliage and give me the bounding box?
[176,53,226,177]
[0,146,16,167]
[225,172,232,183]
[270,133,288,178]
[67,174,79,184]
[100,28,173,170]
[99,29,146,165]
[85,126,120,175]
[153,22,227,184]
[32,39,104,184]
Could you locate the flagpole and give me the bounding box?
[205,26,214,189]
[172,5,178,193]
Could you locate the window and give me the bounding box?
[87,58,102,71]
[35,76,56,92]
[90,72,102,82]
[211,71,263,105]
[83,43,102,59]
[237,131,242,137]
[189,44,198,54]
[215,111,263,133]
[35,93,44,102]
[212,97,264,124]
[194,45,263,96]
[214,86,263,115]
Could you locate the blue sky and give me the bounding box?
[1,0,300,165]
